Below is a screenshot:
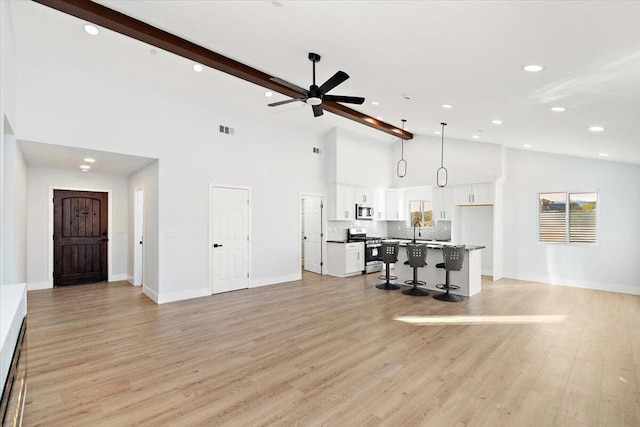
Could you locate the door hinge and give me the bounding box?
[320,233,324,237]
[320,262,324,266]
[247,273,249,278]
[247,236,249,241]
[321,203,324,209]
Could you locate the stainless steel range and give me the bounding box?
[347,228,383,274]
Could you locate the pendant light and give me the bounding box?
[397,119,407,178]
[436,122,448,187]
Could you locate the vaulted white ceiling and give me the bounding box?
[11,0,640,164]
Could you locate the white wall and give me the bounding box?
[26,168,129,289]
[128,161,159,301]
[391,134,502,188]
[504,148,640,294]
[1,127,27,285]
[329,128,393,188]
[0,0,21,286]
[459,206,493,275]
[16,41,325,302]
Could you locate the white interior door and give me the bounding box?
[133,188,144,286]
[303,196,323,274]
[210,187,249,294]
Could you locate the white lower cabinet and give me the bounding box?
[327,242,364,277]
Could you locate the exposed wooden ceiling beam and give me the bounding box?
[32,0,414,140]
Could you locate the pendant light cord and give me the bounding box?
[440,122,446,167]
[401,119,406,160]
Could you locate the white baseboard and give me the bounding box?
[157,287,210,304]
[250,273,301,288]
[28,281,51,291]
[142,286,159,303]
[502,272,640,296]
[109,274,128,282]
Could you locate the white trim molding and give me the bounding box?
[503,272,640,296]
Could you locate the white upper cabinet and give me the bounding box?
[327,184,356,220]
[432,187,455,220]
[354,188,373,205]
[454,182,494,205]
[385,189,405,221]
[372,188,386,220]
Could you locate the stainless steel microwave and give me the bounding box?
[356,204,374,220]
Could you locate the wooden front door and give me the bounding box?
[53,190,108,286]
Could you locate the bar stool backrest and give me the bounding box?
[443,245,466,271]
[406,243,427,268]
[381,242,399,264]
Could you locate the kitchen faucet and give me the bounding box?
[412,219,421,243]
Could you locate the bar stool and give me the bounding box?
[377,241,401,290]
[434,245,465,302]
[402,243,429,297]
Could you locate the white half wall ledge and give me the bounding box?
[502,273,640,296]
[27,281,51,291]
[250,273,301,289]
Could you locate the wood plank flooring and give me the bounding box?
[23,273,640,426]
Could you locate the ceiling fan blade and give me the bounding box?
[270,77,308,94]
[312,104,324,117]
[323,95,365,105]
[318,71,349,94]
[268,98,305,107]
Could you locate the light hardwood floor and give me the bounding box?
[23,273,640,426]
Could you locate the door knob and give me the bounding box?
[213,243,223,248]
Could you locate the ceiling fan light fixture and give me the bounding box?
[306,97,322,106]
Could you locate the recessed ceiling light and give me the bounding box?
[83,24,99,36]
[589,126,605,132]
[491,120,503,125]
[83,158,95,163]
[442,104,452,109]
[80,165,91,170]
[149,49,158,55]
[371,101,380,106]
[598,152,609,157]
[472,135,480,139]
[522,64,544,72]
[550,106,566,112]
[523,144,532,148]
[192,63,204,72]
[265,91,273,97]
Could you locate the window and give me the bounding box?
[539,192,598,243]
[409,200,434,228]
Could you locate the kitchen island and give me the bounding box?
[388,240,485,297]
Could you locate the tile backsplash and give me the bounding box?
[328,220,451,241]
[387,220,451,241]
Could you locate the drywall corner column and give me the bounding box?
[493,179,504,280]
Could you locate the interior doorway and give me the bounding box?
[209,185,250,294]
[53,189,108,286]
[300,194,326,275]
[133,187,144,286]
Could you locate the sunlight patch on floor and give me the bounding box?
[394,314,567,325]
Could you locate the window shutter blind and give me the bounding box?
[539,211,567,242]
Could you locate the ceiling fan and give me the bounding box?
[268,52,365,117]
